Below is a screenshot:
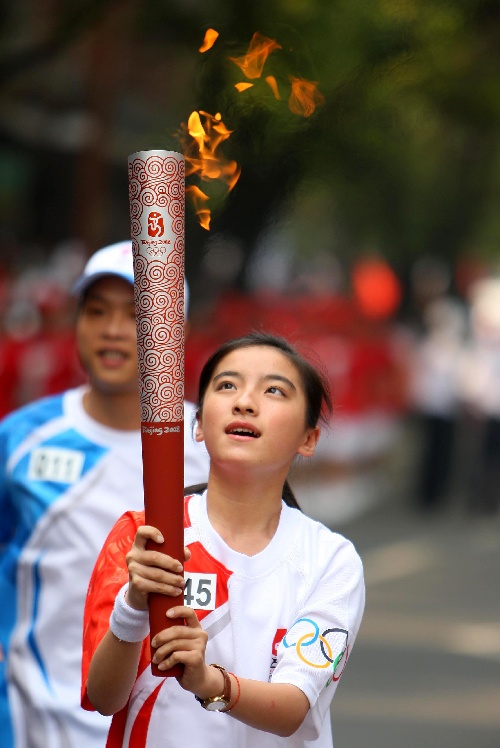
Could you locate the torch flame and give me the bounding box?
[265,75,281,100]
[185,110,240,186]
[181,31,324,229]
[180,110,241,229]
[235,82,254,92]
[288,77,325,117]
[230,35,322,116]
[186,185,211,230]
[229,32,281,79]
[199,28,219,53]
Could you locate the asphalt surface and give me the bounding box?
[292,454,500,748]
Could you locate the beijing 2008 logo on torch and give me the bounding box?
[142,210,171,256]
[148,211,164,237]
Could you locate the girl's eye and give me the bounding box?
[267,385,285,396]
[217,381,236,391]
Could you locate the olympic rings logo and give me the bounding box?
[282,618,349,679]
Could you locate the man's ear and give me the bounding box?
[297,426,320,458]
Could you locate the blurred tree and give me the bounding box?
[0,0,499,303]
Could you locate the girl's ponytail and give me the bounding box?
[185,481,302,511]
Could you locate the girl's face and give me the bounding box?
[195,345,320,475]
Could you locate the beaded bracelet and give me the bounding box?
[224,673,241,713]
[109,583,149,643]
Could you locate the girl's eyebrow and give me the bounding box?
[213,371,296,391]
[262,374,296,391]
[213,370,240,383]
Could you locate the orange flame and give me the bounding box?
[288,77,325,117]
[180,110,241,230]
[235,82,254,92]
[185,110,240,187]
[199,28,219,53]
[181,31,324,229]
[186,185,211,230]
[265,75,281,100]
[229,32,281,79]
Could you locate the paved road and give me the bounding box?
[293,472,500,748]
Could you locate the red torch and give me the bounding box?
[128,149,185,677]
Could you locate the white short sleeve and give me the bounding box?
[271,530,365,742]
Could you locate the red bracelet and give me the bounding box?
[223,673,241,713]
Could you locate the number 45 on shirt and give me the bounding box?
[184,573,217,611]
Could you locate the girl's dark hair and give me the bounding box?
[197,331,332,428]
[184,479,301,509]
[195,331,333,510]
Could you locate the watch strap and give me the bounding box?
[195,664,232,710]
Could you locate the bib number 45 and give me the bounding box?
[184,573,217,611]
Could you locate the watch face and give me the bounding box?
[205,698,228,712]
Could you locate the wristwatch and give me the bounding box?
[195,664,231,712]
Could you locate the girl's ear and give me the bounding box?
[195,414,205,443]
[297,426,320,458]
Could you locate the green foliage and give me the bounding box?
[1,0,500,276]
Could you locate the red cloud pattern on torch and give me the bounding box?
[128,152,185,423]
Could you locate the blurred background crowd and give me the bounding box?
[0,236,499,519]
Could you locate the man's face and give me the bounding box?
[76,276,139,397]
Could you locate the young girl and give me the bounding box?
[82,332,365,747]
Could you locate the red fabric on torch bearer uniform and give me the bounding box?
[128,150,185,677]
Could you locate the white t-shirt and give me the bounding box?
[82,492,365,747]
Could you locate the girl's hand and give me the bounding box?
[125,526,190,610]
[151,606,214,695]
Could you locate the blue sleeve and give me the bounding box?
[0,395,64,547]
[0,416,14,547]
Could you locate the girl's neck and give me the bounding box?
[205,472,285,556]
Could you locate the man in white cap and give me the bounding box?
[0,241,209,748]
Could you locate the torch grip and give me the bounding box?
[141,424,185,678]
[147,594,184,679]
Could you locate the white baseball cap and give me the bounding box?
[72,241,134,296]
[72,240,189,317]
